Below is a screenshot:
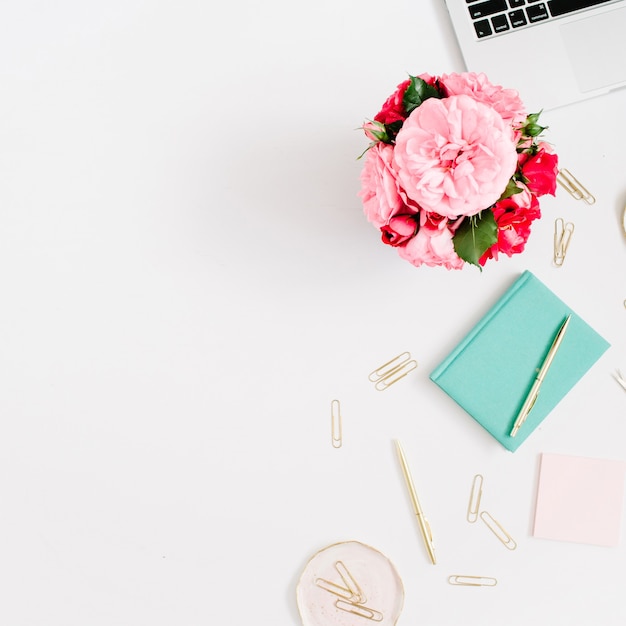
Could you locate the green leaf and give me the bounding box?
[525,123,547,137]
[402,75,441,115]
[384,120,404,142]
[519,110,547,137]
[453,211,498,268]
[499,179,523,200]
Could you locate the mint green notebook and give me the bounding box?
[429,271,610,452]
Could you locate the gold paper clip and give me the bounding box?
[316,562,365,603]
[614,370,626,392]
[466,474,483,523]
[315,577,356,601]
[318,562,382,621]
[553,217,574,267]
[448,575,497,587]
[480,511,517,550]
[368,352,418,391]
[331,399,342,448]
[557,168,595,204]
[335,600,383,622]
[335,561,366,604]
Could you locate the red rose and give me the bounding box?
[520,146,559,197]
[381,214,419,247]
[421,211,448,229]
[479,195,541,265]
[374,79,411,125]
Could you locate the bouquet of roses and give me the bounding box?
[358,72,559,269]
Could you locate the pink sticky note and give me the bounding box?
[533,453,626,547]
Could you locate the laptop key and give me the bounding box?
[508,9,528,26]
[548,0,614,16]
[492,13,510,31]
[468,0,508,19]
[526,2,549,20]
[508,0,525,7]
[473,18,493,36]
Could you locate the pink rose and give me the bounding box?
[362,120,388,143]
[397,212,464,270]
[393,95,518,218]
[381,214,419,247]
[519,144,559,197]
[479,195,541,265]
[358,143,416,228]
[440,72,527,127]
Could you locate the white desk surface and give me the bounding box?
[1,2,625,624]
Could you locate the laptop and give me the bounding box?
[444,0,626,111]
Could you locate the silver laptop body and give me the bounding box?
[444,0,626,111]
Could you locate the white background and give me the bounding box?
[1,1,625,624]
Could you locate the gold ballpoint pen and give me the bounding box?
[395,439,436,564]
[510,314,571,437]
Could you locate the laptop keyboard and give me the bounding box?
[469,0,618,39]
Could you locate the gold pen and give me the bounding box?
[394,439,436,564]
[510,314,571,437]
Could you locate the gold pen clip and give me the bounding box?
[480,511,517,550]
[466,474,483,523]
[424,518,434,544]
[330,399,342,448]
[368,352,417,391]
[557,168,595,204]
[448,575,497,587]
[614,370,626,392]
